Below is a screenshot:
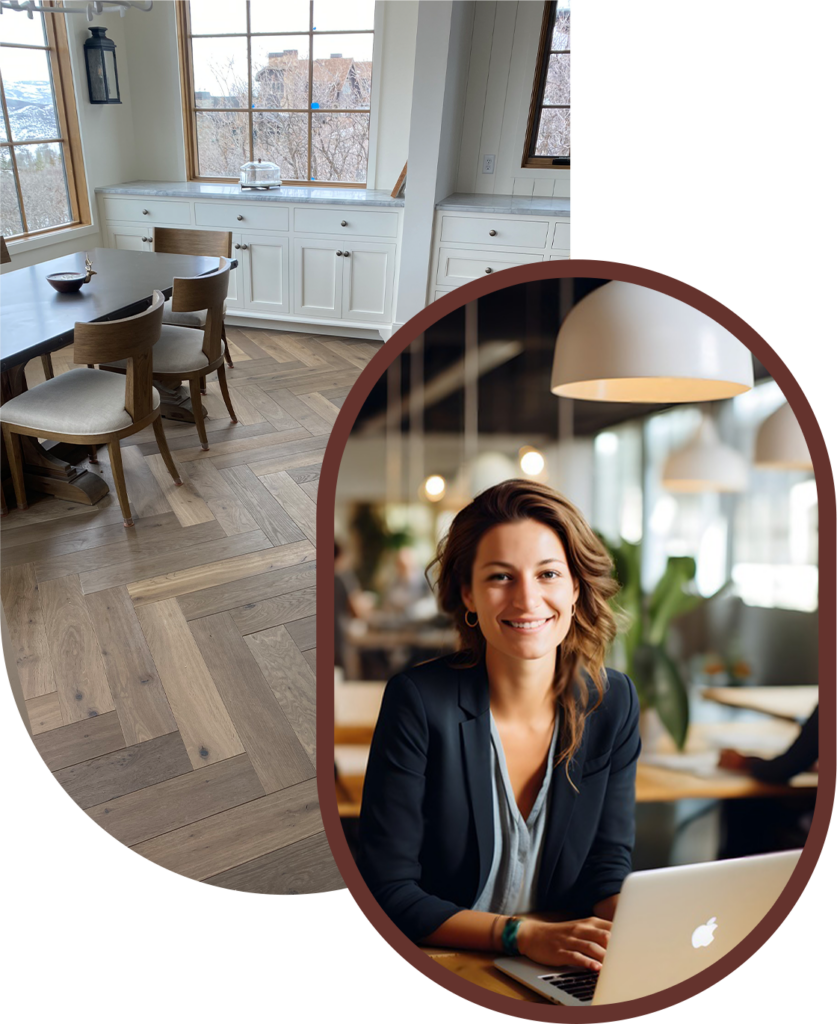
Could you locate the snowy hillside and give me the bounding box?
[3,79,58,140]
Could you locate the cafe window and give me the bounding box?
[177,0,376,186]
[524,0,831,167]
[0,2,89,241]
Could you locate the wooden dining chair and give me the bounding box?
[102,259,237,452]
[0,291,182,527]
[153,227,235,374]
[1,235,55,381]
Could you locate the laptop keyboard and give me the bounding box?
[538,968,599,1003]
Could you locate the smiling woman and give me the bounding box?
[356,479,641,971]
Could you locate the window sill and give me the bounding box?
[6,222,99,257]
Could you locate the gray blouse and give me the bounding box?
[471,712,560,916]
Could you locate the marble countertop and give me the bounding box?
[434,192,831,218]
[95,180,405,208]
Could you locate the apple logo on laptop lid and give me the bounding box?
[691,917,718,949]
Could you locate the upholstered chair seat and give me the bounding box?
[162,296,227,328]
[104,324,210,375]
[0,368,161,435]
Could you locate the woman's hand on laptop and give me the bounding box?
[516,917,612,971]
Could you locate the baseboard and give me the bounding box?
[224,310,387,341]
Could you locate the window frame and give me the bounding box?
[0,0,89,241]
[522,0,835,171]
[176,0,378,188]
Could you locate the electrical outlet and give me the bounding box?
[482,154,496,174]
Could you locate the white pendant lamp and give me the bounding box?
[754,401,812,470]
[456,451,518,499]
[662,418,749,492]
[552,282,754,402]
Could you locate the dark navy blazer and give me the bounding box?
[356,656,641,943]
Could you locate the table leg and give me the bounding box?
[155,380,207,423]
[0,365,109,507]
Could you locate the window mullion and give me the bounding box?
[307,0,313,183]
[246,0,253,164]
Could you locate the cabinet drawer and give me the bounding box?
[551,220,571,250]
[101,197,191,226]
[436,247,543,287]
[293,207,399,238]
[195,202,288,232]
[440,215,549,249]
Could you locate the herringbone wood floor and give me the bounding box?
[1,325,378,893]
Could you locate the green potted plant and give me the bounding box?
[603,537,726,750]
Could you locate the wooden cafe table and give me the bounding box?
[0,247,228,507]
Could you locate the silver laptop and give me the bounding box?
[496,849,801,1006]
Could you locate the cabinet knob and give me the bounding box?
[336,250,342,256]
[141,236,147,242]
[234,243,241,250]
[340,220,348,227]
[141,209,149,215]
[240,244,249,250]
[488,229,497,236]
[485,267,493,274]
[236,214,244,221]
[343,251,350,257]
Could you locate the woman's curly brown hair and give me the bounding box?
[428,479,620,772]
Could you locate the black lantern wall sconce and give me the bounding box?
[84,26,121,104]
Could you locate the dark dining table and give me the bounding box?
[0,247,234,508]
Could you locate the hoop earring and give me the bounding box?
[465,610,479,628]
[571,603,576,618]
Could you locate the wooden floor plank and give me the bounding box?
[86,753,264,847]
[317,337,380,369]
[85,587,178,745]
[229,585,317,636]
[131,777,322,880]
[1,511,176,570]
[90,443,170,519]
[177,559,316,621]
[259,470,317,543]
[219,465,306,546]
[206,432,325,472]
[145,453,216,527]
[190,613,315,793]
[286,614,316,651]
[25,691,64,734]
[0,493,121,532]
[301,479,318,501]
[135,420,276,457]
[203,831,344,894]
[1,563,56,699]
[40,574,115,723]
[261,331,328,367]
[245,625,316,765]
[128,538,313,606]
[249,447,327,477]
[302,648,316,674]
[237,328,312,364]
[205,381,264,425]
[317,386,351,403]
[174,427,311,464]
[260,387,333,435]
[79,523,265,595]
[33,512,184,582]
[33,710,125,771]
[296,392,341,428]
[286,464,321,486]
[134,599,244,769]
[233,383,304,433]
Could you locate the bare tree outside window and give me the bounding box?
[523,1,571,168]
[0,3,87,240]
[180,1,375,186]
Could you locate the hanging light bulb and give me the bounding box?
[552,282,754,402]
[423,474,446,501]
[754,401,812,470]
[519,446,545,476]
[662,417,748,492]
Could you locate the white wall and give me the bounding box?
[372,1,419,191]
[125,0,187,182]
[457,1,571,199]
[435,1,475,203]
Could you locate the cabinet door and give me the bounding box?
[341,241,397,323]
[241,233,289,314]
[225,232,243,309]
[293,238,343,318]
[108,225,151,251]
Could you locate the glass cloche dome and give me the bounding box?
[240,158,283,190]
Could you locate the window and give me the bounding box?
[177,1,375,186]
[522,0,835,167]
[0,1,88,240]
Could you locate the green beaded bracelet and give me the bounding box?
[501,916,523,956]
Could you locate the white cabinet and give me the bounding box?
[108,225,152,251]
[294,238,395,323]
[240,233,290,314]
